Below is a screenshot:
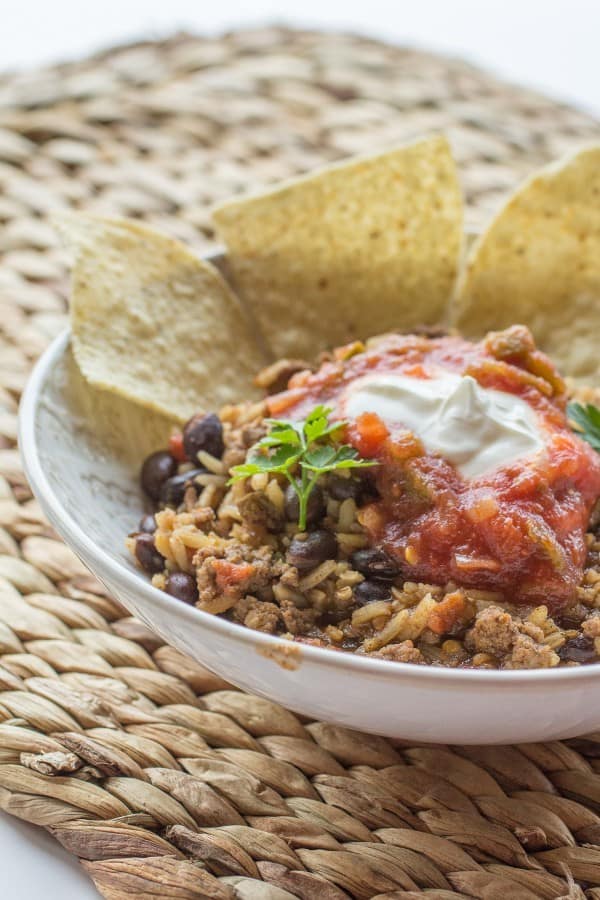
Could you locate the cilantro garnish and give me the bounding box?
[568,402,600,453]
[229,404,376,530]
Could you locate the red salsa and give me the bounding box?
[269,327,600,611]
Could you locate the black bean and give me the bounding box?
[183,412,224,462]
[138,514,157,534]
[327,474,364,502]
[353,580,392,605]
[159,468,206,508]
[165,571,199,604]
[287,530,337,571]
[135,533,165,574]
[557,604,588,629]
[351,547,401,579]
[558,635,598,664]
[321,607,352,625]
[284,482,324,525]
[140,451,177,501]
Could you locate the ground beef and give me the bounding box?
[374,641,425,664]
[238,492,284,531]
[221,416,267,472]
[279,564,300,587]
[195,541,280,614]
[279,598,318,635]
[518,621,546,643]
[583,615,600,638]
[465,606,518,656]
[506,634,559,669]
[239,597,282,634]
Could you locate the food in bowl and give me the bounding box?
[126,326,600,669]
[56,136,600,670]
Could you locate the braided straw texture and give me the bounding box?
[2,27,600,900]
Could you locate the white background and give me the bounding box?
[0,814,100,898]
[1,1,598,896]
[0,0,599,114]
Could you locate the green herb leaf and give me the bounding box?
[303,445,337,468]
[229,403,378,529]
[258,427,301,447]
[305,404,331,424]
[568,402,600,453]
[304,405,335,443]
[227,467,255,483]
[303,444,376,474]
[268,445,303,469]
[334,446,359,462]
[228,446,302,482]
[332,457,375,471]
[266,419,304,436]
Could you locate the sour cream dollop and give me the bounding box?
[343,371,545,478]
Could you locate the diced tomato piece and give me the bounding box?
[334,340,364,361]
[353,412,389,458]
[267,388,305,417]
[168,432,187,462]
[213,559,254,594]
[427,591,467,635]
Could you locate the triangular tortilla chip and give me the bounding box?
[212,135,463,359]
[58,215,267,422]
[453,145,600,380]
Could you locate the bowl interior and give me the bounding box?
[32,336,175,572]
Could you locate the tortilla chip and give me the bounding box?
[58,215,267,423]
[453,145,600,380]
[212,136,463,360]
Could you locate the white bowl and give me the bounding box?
[19,329,600,744]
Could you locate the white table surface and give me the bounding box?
[0,813,100,898]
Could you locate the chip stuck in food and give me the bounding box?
[453,145,600,381]
[58,215,267,422]
[212,135,463,360]
[128,325,600,670]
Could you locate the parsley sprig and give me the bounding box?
[568,402,600,452]
[229,405,376,530]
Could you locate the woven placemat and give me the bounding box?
[2,27,600,900]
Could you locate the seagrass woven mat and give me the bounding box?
[2,27,600,900]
